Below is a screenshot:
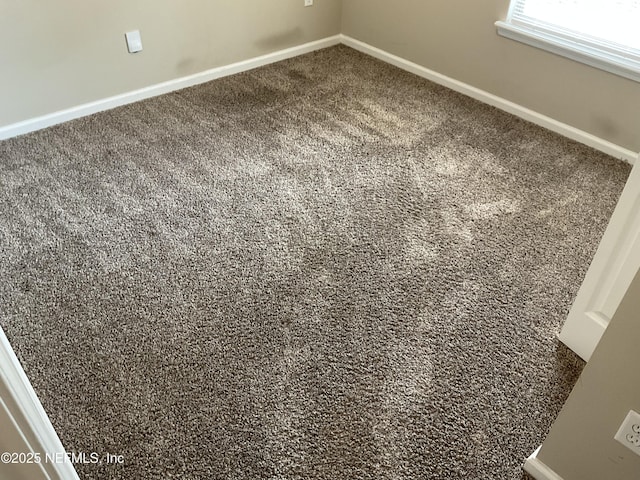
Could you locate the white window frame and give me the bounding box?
[496,1,640,83]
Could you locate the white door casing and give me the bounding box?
[559,157,640,361]
[0,326,80,480]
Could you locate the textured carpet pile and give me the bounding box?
[0,46,631,479]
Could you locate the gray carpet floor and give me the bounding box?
[0,45,631,480]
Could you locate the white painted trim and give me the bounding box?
[559,158,640,360]
[0,35,341,141]
[495,22,640,84]
[524,447,566,480]
[339,35,638,164]
[0,396,51,480]
[0,327,79,479]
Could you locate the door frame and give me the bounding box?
[559,156,640,361]
[0,326,79,480]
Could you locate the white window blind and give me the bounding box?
[496,0,640,82]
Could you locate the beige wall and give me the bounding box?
[341,0,640,152]
[3,0,639,153]
[537,268,640,479]
[0,0,342,126]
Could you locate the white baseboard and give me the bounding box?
[1,32,636,166]
[339,35,638,165]
[0,326,80,480]
[524,447,565,480]
[0,35,341,141]
[558,311,607,362]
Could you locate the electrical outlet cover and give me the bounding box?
[614,410,640,456]
[125,30,143,54]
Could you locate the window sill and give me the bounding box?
[495,21,640,83]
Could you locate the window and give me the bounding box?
[496,0,640,82]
